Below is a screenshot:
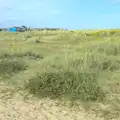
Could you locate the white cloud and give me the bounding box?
[0,0,16,10]
[7,16,20,20]
[48,9,61,15]
[5,0,61,16]
[110,0,120,4]
[0,0,17,22]
[0,0,62,27]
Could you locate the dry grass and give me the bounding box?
[0,30,120,119]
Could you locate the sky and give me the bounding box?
[0,0,120,29]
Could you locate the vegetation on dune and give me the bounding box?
[1,29,120,119]
[25,52,120,102]
[88,43,120,56]
[0,51,43,60]
[0,59,27,77]
[25,71,104,101]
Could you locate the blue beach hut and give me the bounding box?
[9,27,17,32]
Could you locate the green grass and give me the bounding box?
[25,71,104,102]
[1,30,120,119]
[0,51,43,60]
[0,58,28,78]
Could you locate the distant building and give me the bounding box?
[9,26,27,32]
[27,27,68,31]
[1,28,8,32]
[9,27,17,32]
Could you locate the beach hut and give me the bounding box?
[9,27,17,32]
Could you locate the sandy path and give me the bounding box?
[0,82,104,120]
[0,97,104,120]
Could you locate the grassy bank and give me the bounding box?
[1,30,120,119]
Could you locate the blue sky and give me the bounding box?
[0,0,120,29]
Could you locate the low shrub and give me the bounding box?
[25,71,105,102]
[0,59,28,77]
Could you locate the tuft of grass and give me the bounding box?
[0,59,28,77]
[23,51,43,59]
[88,43,120,56]
[0,51,43,60]
[25,71,105,102]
